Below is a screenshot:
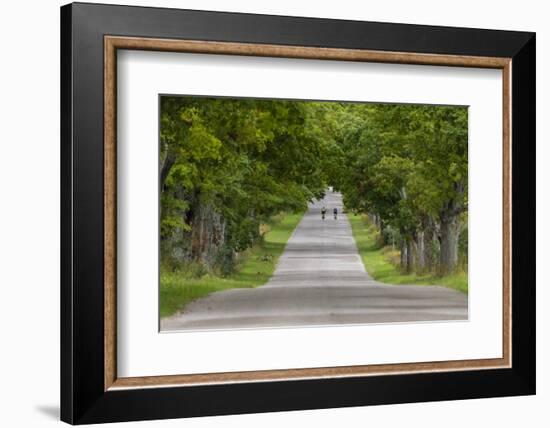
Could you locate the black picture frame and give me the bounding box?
[61,2,535,424]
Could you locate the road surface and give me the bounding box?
[161,192,467,331]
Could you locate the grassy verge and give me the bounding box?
[348,214,468,294]
[160,212,304,318]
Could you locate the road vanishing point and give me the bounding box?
[161,192,468,331]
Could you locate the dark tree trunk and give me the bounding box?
[190,204,204,261]
[406,238,414,274]
[160,150,176,190]
[190,202,227,269]
[158,150,177,221]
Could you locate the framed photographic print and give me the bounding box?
[60,2,535,424]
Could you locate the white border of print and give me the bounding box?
[117,50,502,378]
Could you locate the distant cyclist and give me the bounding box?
[333,207,338,220]
[321,206,327,220]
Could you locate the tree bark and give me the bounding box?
[368,213,375,225]
[423,226,434,272]
[160,151,176,190]
[406,238,414,274]
[439,215,460,275]
[400,239,407,272]
[190,204,204,261]
[189,202,228,270]
[416,230,425,273]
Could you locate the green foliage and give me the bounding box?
[160,97,334,258]
[336,104,467,229]
[334,103,468,273]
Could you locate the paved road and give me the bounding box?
[161,192,467,331]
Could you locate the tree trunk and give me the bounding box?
[190,202,228,270]
[190,204,204,261]
[160,150,176,190]
[423,227,435,272]
[400,239,407,272]
[368,213,376,225]
[416,230,425,273]
[439,215,460,275]
[406,238,414,274]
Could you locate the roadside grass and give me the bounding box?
[348,214,468,294]
[160,212,304,318]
